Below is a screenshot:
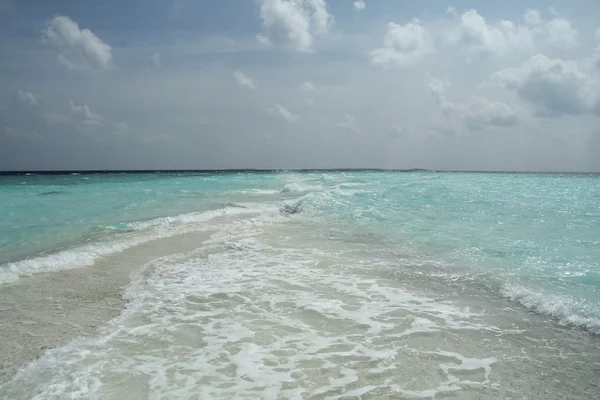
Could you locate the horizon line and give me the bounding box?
[1,168,599,175]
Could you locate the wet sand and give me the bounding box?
[0,230,213,384]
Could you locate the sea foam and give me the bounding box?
[0,203,278,284]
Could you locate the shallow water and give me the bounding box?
[1,171,599,398]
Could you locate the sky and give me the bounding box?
[1,0,600,171]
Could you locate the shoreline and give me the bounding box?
[0,230,213,385]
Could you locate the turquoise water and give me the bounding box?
[0,173,282,265]
[2,172,598,331]
[1,171,600,398]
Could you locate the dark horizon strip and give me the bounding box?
[0,169,599,176]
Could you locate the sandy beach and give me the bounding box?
[0,230,212,385]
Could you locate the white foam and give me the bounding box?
[502,284,600,334]
[280,181,324,193]
[0,213,505,399]
[0,203,279,284]
[234,188,280,195]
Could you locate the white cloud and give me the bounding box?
[234,70,257,89]
[428,78,448,105]
[448,10,534,59]
[523,9,542,26]
[42,15,113,70]
[299,81,318,92]
[493,55,600,117]
[428,78,517,128]
[370,20,434,68]
[337,113,361,133]
[267,104,300,123]
[68,100,103,125]
[447,9,579,61]
[5,3,600,172]
[593,28,600,69]
[544,18,578,49]
[310,0,332,34]
[151,52,161,66]
[7,89,125,140]
[257,34,271,46]
[15,90,40,107]
[259,0,333,52]
[464,99,518,128]
[353,1,365,11]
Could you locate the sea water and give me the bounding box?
[0,171,599,399]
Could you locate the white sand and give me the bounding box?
[0,230,212,384]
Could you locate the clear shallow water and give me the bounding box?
[1,171,599,398]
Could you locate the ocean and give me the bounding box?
[0,171,599,399]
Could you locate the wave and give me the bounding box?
[279,199,304,215]
[364,253,600,336]
[280,182,324,193]
[502,284,600,334]
[0,203,278,284]
[235,189,280,195]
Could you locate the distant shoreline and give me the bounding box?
[1,169,598,176]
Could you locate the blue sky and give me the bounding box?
[1,0,599,171]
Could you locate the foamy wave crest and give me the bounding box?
[279,199,304,215]
[502,285,600,334]
[281,182,323,193]
[234,189,280,195]
[0,204,277,284]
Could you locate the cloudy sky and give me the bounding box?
[1,0,599,171]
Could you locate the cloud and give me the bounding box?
[493,55,600,117]
[464,99,518,128]
[523,9,542,26]
[428,78,517,128]
[15,90,40,107]
[5,91,118,142]
[448,10,534,59]
[544,18,578,49]
[299,81,318,92]
[370,20,434,68]
[234,70,257,89]
[151,52,161,66]
[267,104,300,123]
[593,28,600,68]
[337,113,360,133]
[447,9,578,61]
[68,100,103,125]
[353,1,365,11]
[428,78,448,105]
[4,3,600,172]
[258,0,334,52]
[42,15,113,70]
